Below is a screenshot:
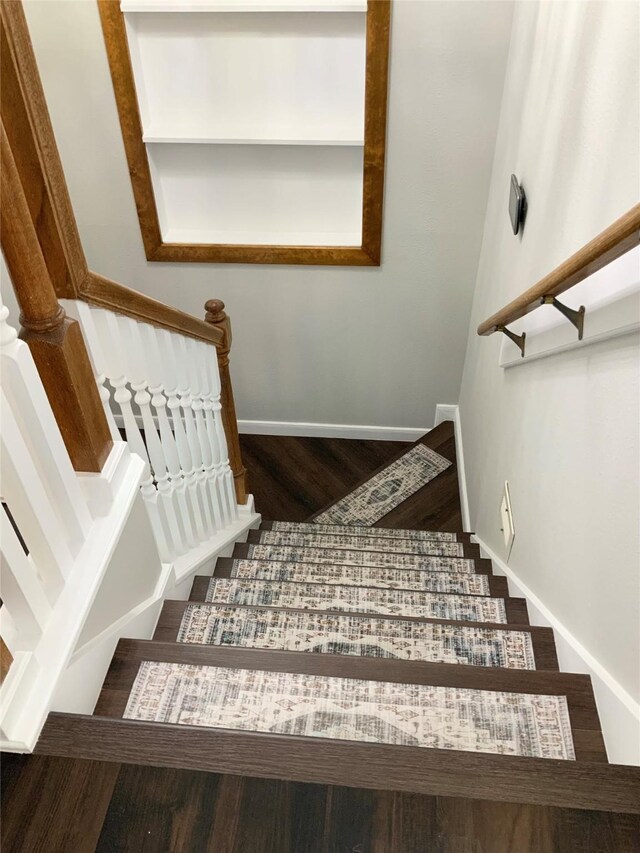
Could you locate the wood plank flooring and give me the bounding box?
[3,430,639,851]
[239,422,463,531]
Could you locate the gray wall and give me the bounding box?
[24,0,513,431]
[458,0,640,740]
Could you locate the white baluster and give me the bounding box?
[157,328,204,542]
[196,339,232,527]
[187,337,221,536]
[90,309,175,560]
[0,296,93,546]
[141,323,198,550]
[75,302,120,442]
[0,509,51,649]
[123,315,191,558]
[172,333,208,542]
[0,390,72,596]
[204,341,238,521]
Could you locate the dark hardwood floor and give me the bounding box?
[2,430,639,852]
[239,433,410,522]
[240,421,463,531]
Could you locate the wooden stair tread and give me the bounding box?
[214,557,511,597]
[95,639,600,725]
[260,519,474,542]
[92,640,604,764]
[234,542,492,573]
[37,713,640,813]
[189,575,531,624]
[153,599,559,670]
[246,529,483,560]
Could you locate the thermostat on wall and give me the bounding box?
[509,174,527,235]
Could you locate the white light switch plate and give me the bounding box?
[500,481,515,556]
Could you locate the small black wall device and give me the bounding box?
[509,174,527,235]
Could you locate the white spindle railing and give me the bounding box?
[0,289,146,749]
[0,283,255,751]
[74,303,240,562]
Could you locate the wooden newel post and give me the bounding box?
[0,122,112,472]
[204,299,248,505]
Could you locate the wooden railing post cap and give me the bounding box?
[204,299,226,323]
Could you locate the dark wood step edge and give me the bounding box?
[214,558,511,598]
[36,713,639,813]
[189,575,530,625]
[260,521,475,543]
[234,543,493,574]
[246,529,483,561]
[153,600,560,671]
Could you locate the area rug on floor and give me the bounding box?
[206,578,507,623]
[125,662,575,760]
[176,605,535,669]
[255,530,464,558]
[246,544,475,574]
[272,521,459,542]
[313,444,452,526]
[230,559,491,595]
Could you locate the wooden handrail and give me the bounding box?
[477,204,640,337]
[83,273,223,347]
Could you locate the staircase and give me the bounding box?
[35,426,640,814]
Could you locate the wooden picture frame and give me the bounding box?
[98,0,390,266]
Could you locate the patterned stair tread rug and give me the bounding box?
[255,530,465,558]
[246,544,475,574]
[206,577,507,624]
[125,662,575,761]
[177,605,536,669]
[272,521,460,542]
[313,444,452,526]
[230,559,492,596]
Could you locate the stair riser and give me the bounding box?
[38,715,636,812]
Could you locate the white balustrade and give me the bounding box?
[0,291,94,676]
[0,294,97,605]
[72,303,241,562]
[0,510,51,651]
[0,281,251,750]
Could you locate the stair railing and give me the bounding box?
[72,301,239,563]
[0,1,249,566]
[477,204,640,356]
[0,284,134,748]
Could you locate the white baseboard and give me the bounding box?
[434,404,471,532]
[113,412,428,443]
[474,536,640,767]
[237,420,429,442]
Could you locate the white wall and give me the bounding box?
[23,0,513,431]
[458,1,640,760]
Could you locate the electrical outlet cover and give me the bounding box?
[500,481,515,555]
